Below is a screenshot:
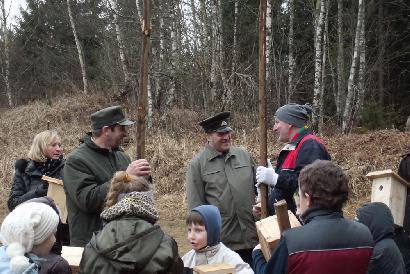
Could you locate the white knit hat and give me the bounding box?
[0,202,59,274]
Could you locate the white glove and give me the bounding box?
[256,159,278,186]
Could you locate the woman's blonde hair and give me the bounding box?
[104,171,150,209]
[27,130,60,162]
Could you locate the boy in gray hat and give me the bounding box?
[254,103,331,215]
[63,106,151,246]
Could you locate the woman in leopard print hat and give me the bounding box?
[79,171,183,274]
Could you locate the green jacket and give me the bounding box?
[78,217,182,274]
[186,145,258,250]
[63,135,131,246]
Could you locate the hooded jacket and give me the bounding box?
[78,191,182,274]
[356,202,406,274]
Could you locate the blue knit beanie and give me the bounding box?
[192,205,221,246]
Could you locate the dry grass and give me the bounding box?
[0,93,409,254]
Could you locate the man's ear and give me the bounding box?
[305,192,312,208]
[101,126,110,135]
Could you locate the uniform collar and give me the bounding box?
[204,144,237,161]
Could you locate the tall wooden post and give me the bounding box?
[259,0,268,218]
[136,0,151,159]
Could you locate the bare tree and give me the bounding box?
[110,0,132,98]
[354,1,366,125]
[312,0,325,129]
[0,0,12,107]
[67,0,88,94]
[287,0,295,102]
[318,0,329,133]
[336,0,344,123]
[266,0,273,101]
[342,0,364,133]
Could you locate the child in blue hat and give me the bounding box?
[182,205,253,273]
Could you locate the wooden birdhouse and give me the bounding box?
[366,169,410,227]
[255,200,300,260]
[193,263,235,274]
[61,246,83,274]
[42,175,68,224]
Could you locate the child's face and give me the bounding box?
[187,223,207,251]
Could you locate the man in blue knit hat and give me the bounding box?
[254,103,331,215]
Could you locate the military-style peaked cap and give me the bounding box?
[91,106,135,130]
[199,112,232,133]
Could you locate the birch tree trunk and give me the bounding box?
[318,0,329,133]
[312,0,325,129]
[111,0,132,97]
[342,0,364,133]
[165,3,177,109]
[231,0,238,87]
[355,2,366,124]
[336,0,344,123]
[266,0,273,102]
[377,0,384,106]
[67,0,88,94]
[0,0,12,107]
[209,0,220,110]
[287,0,295,102]
[135,0,143,26]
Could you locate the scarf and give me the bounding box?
[101,191,159,224]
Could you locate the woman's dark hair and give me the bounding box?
[299,160,349,211]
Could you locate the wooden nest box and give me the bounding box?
[42,175,68,224]
[366,169,410,227]
[255,200,300,260]
[193,263,235,274]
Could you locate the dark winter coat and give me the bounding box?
[78,217,182,274]
[63,134,131,246]
[252,207,374,274]
[396,152,410,273]
[269,129,330,214]
[357,202,406,274]
[7,158,64,211]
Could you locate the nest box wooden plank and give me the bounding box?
[366,169,410,227]
[42,175,68,224]
[193,263,235,274]
[255,210,300,260]
[61,246,83,274]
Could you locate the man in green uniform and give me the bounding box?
[64,106,151,246]
[186,112,258,265]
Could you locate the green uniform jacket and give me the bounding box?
[78,217,182,274]
[186,145,258,251]
[63,135,131,246]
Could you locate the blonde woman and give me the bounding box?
[7,130,64,211]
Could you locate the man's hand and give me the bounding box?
[253,202,262,217]
[126,159,151,177]
[256,159,278,186]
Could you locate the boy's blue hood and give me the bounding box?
[192,205,221,246]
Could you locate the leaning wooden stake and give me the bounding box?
[136,0,151,159]
[274,199,291,232]
[258,0,268,218]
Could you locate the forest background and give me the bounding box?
[0,0,409,254]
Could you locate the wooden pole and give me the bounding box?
[136,0,151,159]
[259,0,268,218]
[274,200,291,233]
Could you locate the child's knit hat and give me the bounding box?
[0,202,59,274]
[192,205,221,246]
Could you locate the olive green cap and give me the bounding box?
[91,106,135,130]
[199,112,232,133]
